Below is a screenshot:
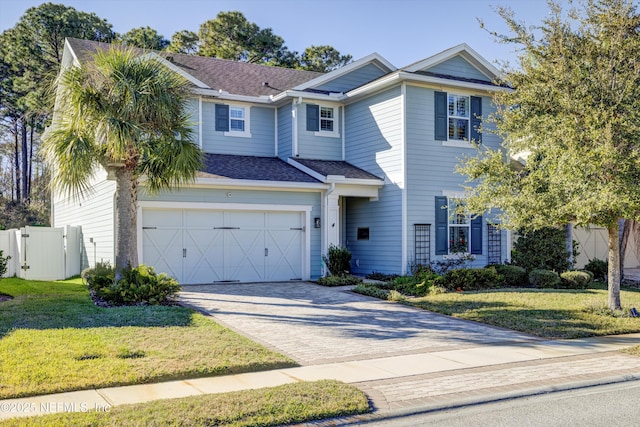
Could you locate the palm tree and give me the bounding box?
[44,47,202,277]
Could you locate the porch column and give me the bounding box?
[326,193,340,249]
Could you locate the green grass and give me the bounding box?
[0,278,296,399]
[401,283,640,339]
[0,380,371,427]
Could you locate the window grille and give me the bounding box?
[414,224,431,265]
[487,224,502,264]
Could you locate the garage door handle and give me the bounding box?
[214,227,240,230]
[265,248,268,257]
[183,248,186,258]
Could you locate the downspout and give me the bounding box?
[341,106,346,161]
[292,97,302,157]
[274,106,278,156]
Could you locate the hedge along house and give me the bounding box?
[51,38,510,284]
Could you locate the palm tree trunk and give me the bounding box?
[608,222,622,310]
[113,166,138,278]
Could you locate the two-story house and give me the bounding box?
[52,37,510,284]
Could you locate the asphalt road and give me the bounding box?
[359,380,640,426]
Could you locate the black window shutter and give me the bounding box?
[470,96,482,144]
[307,104,319,131]
[434,91,447,141]
[215,104,229,132]
[471,215,483,254]
[435,196,448,255]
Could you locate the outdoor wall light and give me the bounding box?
[314,217,321,228]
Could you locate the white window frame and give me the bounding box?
[447,197,471,255]
[224,104,251,138]
[448,94,470,142]
[314,105,340,138]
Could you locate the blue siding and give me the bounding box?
[139,188,322,278]
[201,101,275,156]
[185,98,199,145]
[297,103,342,160]
[315,63,388,93]
[404,84,501,267]
[277,103,293,159]
[344,86,404,275]
[427,56,491,82]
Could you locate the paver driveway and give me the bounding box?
[180,282,537,365]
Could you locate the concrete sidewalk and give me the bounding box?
[2,333,640,421]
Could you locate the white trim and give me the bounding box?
[190,177,328,191]
[192,87,273,104]
[401,82,408,275]
[292,98,300,156]
[274,107,278,156]
[139,200,312,212]
[198,96,203,148]
[224,104,252,138]
[341,105,346,160]
[442,140,477,149]
[65,39,80,67]
[293,53,396,92]
[441,190,467,199]
[311,104,340,138]
[140,52,210,88]
[287,159,326,182]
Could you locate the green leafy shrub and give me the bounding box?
[322,245,352,277]
[489,264,528,287]
[559,271,592,289]
[529,269,561,288]
[391,270,444,297]
[580,269,594,282]
[89,264,181,305]
[442,267,502,291]
[584,258,607,281]
[81,261,115,290]
[365,271,400,282]
[0,250,11,278]
[512,227,577,272]
[316,275,362,286]
[353,283,391,300]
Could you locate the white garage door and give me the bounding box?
[142,209,304,284]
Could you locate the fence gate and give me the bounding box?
[18,226,65,280]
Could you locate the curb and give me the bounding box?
[309,373,640,426]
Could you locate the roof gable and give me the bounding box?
[293,53,396,93]
[402,43,501,82]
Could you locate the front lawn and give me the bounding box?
[0,278,296,399]
[0,380,370,427]
[402,284,640,339]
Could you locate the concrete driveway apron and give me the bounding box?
[179,282,537,365]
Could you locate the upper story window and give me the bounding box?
[448,95,469,141]
[306,104,339,138]
[434,91,482,146]
[320,106,334,132]
[215,103,251,138]
[229,107,246,132]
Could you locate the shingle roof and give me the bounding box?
[293,159,383,181]
[199,153,320,183]
[66,38,323,97]
[410,70,502,87]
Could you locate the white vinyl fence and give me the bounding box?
[0,226,82,280]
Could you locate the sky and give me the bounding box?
[0,0,562,69]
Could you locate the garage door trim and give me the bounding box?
[137,201,312,281]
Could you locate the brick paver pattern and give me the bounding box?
[180,282,535,365]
